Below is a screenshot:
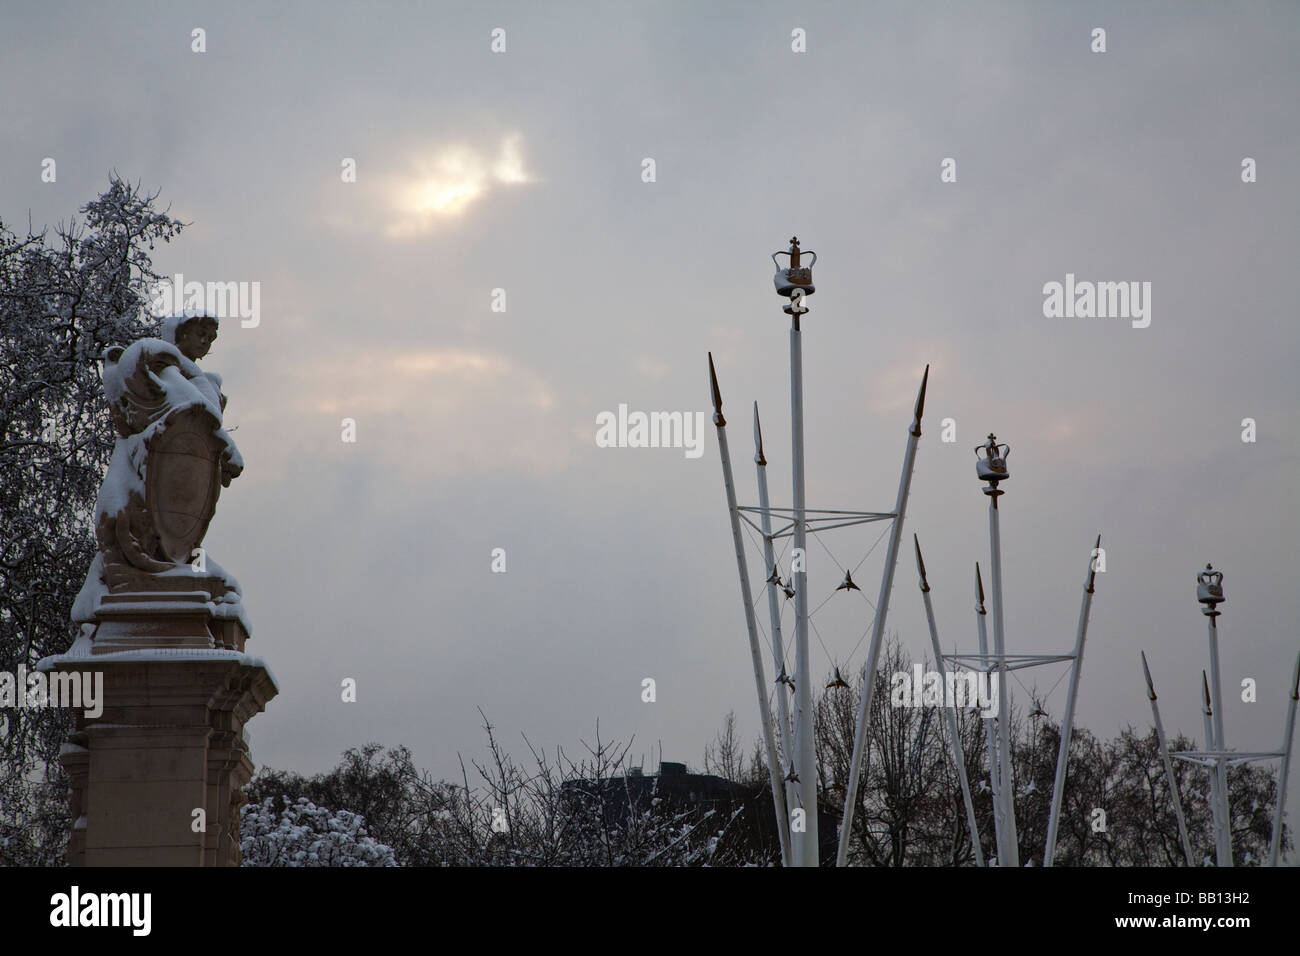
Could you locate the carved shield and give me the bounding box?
[146,407,223,563]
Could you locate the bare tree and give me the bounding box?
[1,177,184,866]
[248,716,765,866]
[702,710,744,782]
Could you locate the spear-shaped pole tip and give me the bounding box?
[1087,533,1102,592]
[911,364,930,435]
[752,401,765,465]
[914,534,929,591]
[707,352,725,426]
[1140,650,1156,699]
[975,562,986,611]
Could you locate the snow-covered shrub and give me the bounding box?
[240,795,397,867]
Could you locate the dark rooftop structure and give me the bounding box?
[560,760,839,866]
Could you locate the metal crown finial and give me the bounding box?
[772,236,816,301]
[976,433,1011,489]
[1197,563,1225,615]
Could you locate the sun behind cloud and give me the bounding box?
[386,134,536,237]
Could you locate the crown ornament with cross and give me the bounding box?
[975,433,1011,487]
[772,236,816,307]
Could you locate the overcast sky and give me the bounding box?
[4,1,1299,844]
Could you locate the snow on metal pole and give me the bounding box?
[1141,651,1194,865]
[835,367,928,867]
[709,353,791,866]
[1198,565,1232,866]
[976,563,1006,865]
[978,433,1018,867]
[1268,650,1300,866]
[1043,535,1100,867]
[754,401,798,833]
[915,534,984,866]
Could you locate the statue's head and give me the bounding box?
[163,314,219,362]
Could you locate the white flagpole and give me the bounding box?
[787,311,818,867]
[1206,616,1233,867]
[709,354,791,866]
[1202,671,1230,866]
[1043,535,1100,866]
[754,401,798,835]
[976,563,1006,864]
[915,535,984,866]
[835,367,928,866]
[1141,651,1194,865]
[981,436,1018,867]
[1198,566,1233,867]
[1268,650,1300,866]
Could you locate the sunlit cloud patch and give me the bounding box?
[386,135,536,237]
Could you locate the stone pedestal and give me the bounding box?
[40,596,276,867]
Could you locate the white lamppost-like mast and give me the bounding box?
[1147,565,1300,866]
[978,435,1019,866]
[1202,565,1233,866]
[711,237,927,866]
[937,434,1098,866]
[779,238,819,868]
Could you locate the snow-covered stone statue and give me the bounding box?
[41,312,277,867]
[72,311,251,652]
